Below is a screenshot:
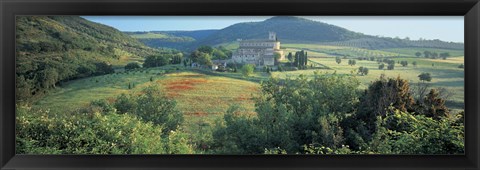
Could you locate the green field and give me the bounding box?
[33,66,261,152]
[272,44,464,110]
[31,43,465,153]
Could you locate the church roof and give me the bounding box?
[240,39,277,42]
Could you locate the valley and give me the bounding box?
[16,16,465,155]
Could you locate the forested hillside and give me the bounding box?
[126,16,463,51]
[15,16,162,102]
[197,16,366,45]
[125,30,217,50]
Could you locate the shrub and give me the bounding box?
[125,62,141,70]
[241,64,255,77]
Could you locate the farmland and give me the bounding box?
[275,44,464,111]
[27,40,465,155]
[15,16,466,155]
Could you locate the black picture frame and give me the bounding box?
[1,0,479,169]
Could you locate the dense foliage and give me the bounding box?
[213,73,361,154]
[17,85,191,154]
[125,62,141,70]
[143,53,183,68]
[212,73,464,154]
[15,16,161,102]
[114,85,184,133]
[293,50,308,69]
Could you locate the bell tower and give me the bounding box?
[268,32,276,41]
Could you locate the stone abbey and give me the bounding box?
[231,32,284,66]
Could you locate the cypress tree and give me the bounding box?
[304,51,308,66]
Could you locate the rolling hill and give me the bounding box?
[15,16,165,101]
[124,30,217,50]
[126,16,463,51]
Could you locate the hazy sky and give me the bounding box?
[82,16,464,43]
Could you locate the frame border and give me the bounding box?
[1,0,479,169]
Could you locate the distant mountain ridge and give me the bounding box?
[197,16,368,45]
[125,16,463,51]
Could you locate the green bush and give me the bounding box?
[16,105,167,154]
[125,62,141,70]
[132,85,184,133]
[213,73,360,154]
[16,93,192,154]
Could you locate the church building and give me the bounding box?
[231,32,284,66]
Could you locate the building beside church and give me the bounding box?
[231,32,284,66]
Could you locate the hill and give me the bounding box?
[15,16,164,102]
[125,30,218,50]
[126,16,463,51]
[198,16,367,45]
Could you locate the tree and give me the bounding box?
[440,52,450,60]
[418,73,432,82]
[431,52,438,59]
[197,52,213,66]
[350,76,416,148]
[367,109,463,154]
[415,52,422,57]
[183,59,188,67]
[213,73,360,154]
[212,49,228,60]
[197,45,214,54]
[458,64,464,68]
[412,61,417,67]
[94,62,114,75]
[417,89,449,119]
[400,61,408,67]
[241,64,255,77]
[133,85,184,133]
[348,59,356,66]
[16,75,33,101]
[378,63,385,70]
[423,51,431,58]
[114,93,136,114]
[387,62,395,70]
[298,51,304,68]
[170,53,183,64]
[304,51,308,66]
[287,52,293,62]
[336,57,342,64]
[125,62,141,70]
[143,55,170,68]
[358,67,369,76]
[294,53,300,67]
[274,53,281,66]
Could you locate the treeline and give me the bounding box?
[17,85,192,154]
[287,50,308,69]
[322,37,463,50]
[143,52,184,68]
[15,16,162,102]
[415,51,451,60]
[211,74,464,154]
[187,45,232,67]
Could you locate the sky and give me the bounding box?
[82,16,464,43]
